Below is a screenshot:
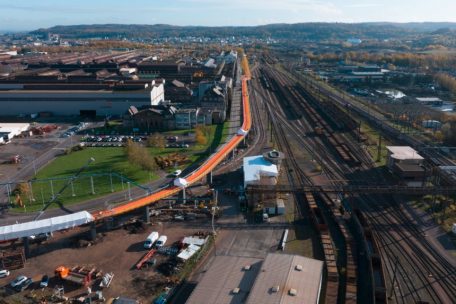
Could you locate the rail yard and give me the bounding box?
[248,58,456,304]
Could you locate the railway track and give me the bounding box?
[285,66,456,303]
[257,66,359,304]
[258,63,456,304]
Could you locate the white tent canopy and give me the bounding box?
[0,211,94,241]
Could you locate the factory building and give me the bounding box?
[185,253,323,304]
[0,80,165,117]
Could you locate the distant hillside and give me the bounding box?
[29,22,446,41]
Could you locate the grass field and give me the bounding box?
[13,123,229,212]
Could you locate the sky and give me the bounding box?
[1,0,456,31]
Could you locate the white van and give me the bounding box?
[155,235,167,248]
[144,231,159,249]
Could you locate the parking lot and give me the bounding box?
[80,134,193,149]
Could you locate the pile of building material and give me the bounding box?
[0,249,26,270]
[55,265,102,287]
[155,153,189,169]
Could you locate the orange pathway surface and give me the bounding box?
[92,72,251,220]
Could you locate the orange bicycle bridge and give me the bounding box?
[92,74,251,220]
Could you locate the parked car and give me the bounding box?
[144,232,159,249]
[29,232,52,242]
[172,170,182,177]
[0,269,10,278]
[40,275,49,288]
[155,235,167,248]
[10,275,28,288]
[15,278,32,292]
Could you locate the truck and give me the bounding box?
[155,235,167,248]
[144,232,159,249]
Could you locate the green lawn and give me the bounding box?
[14,123,229,212]
[15,147,157,212]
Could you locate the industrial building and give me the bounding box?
[185,253,323,304]
[246,254,323,304]
[0,80,164,117]
[386,146,425,186]
[185,256,262,304]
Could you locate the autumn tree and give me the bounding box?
[435,73,456,95]
[125,139,157,171]
[195,125,210,145]
[147,133,166,149]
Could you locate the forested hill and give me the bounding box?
[30,22,456,40]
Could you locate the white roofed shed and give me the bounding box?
[0,211,94,241]
[243,155,279,188]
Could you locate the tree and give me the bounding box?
[13,183,30,196]
[147,133,166,149]
[435,73,456,95]
[441,121,456,145]
[195,125,210,145]
[125,139,157,171]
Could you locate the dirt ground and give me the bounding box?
[0,222,204,303]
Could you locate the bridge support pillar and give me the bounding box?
[145,206,150,224]
[89,222,97,241]
[208,171,213,185]
[22,237,30,258]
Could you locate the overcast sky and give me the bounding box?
[1,0,456,31]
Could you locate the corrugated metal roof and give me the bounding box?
[246,254,323,304]
[185,256,262,304]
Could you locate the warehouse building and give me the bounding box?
[185,256,262,304]
[185,253,323,304]
[0,80,164,117]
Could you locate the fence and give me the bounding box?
[1,173,152,212]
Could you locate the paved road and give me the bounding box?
[0,136,77,205]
